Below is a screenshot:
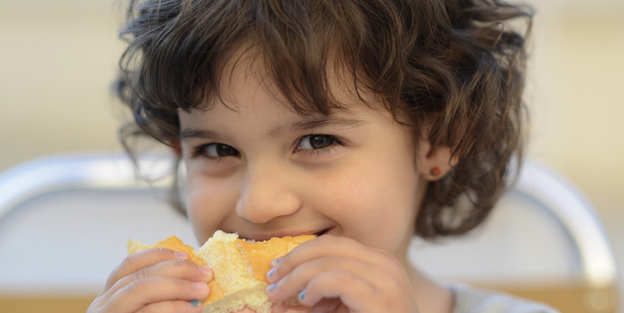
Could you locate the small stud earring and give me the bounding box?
[430,167,441,176]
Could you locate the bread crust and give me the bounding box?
[128,231,315,313]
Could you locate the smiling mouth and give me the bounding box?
[239,228,331,242]
[315,228,331,237]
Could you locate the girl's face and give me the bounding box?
[178,53,428,258]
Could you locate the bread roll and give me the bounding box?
[128,230,315,313]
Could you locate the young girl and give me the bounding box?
[89,0,558,312]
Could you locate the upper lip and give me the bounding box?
[238,228,330,241]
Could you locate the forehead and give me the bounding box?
[201,43,382,118]
[178,49,392,140]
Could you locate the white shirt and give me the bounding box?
[449,283,560,313]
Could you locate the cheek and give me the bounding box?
[318,154,421,249]
[185,172,236,241]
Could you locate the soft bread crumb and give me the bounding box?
[127,236,207,266]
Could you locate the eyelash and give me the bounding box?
[295,134,343,156]
[191,134,344,160]
[191,144,230,160]
[191,146,208,160]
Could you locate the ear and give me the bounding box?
[416,137,458,181]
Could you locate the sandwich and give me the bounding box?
[128,230,315,313]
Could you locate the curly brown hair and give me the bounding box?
[115,0,533,239]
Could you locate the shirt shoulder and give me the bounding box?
[449,283,560,313]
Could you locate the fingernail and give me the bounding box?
[267,268,276,279]
[190,300,201,307]
[199,266,212,278]
[270,258,281,267]
[298,290,306,301]
[176,251,189,259]
[193,282,207,289]
[267,283,277,292]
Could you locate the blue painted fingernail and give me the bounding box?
[271,258,281,267]
[267,283,277,292]
[298,290,306,301]
[267,268,275,278]
[190,300,201,307]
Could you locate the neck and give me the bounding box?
[396,235,454,313]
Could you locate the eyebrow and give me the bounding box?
[179,128,225,141]
[271,117,364,137]
[179,116,365,141]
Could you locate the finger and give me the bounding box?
[104,248,189,292]
[102,258,212,302]
[135,300,204,313]
[270,304,310,313]
[268,235,383,283]
[267,256,377,302]
[309,299,342,313]
[298,270,379,312]
[104,276,209,313]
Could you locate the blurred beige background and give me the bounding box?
[0,0,622,310]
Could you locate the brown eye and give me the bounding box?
[203,143,240,157]
[298,135,337,150]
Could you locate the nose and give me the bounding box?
[235,162,302,224]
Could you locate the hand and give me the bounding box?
[87,248,212,313]
[264,235,419,313]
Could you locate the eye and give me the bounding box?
[297,135,337,150]
[197,143,240,158]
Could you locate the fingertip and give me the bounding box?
[193,281,208,290]
[265,283,283,302]
[187,300,204,312]
[266,268,277,283]
[296,288,318,308]
[267,283,277,293]
[193,281,211,300]
[199,265,213,280]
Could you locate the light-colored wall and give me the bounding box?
[526,2,624,215]
[0,1,125,168]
